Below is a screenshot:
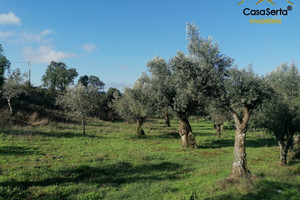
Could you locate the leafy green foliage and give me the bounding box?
[56,83,98,134]
[56,83,98,119]
[146,23,233,147]
[78,75,105,91]
[147,52,205,119]
[254,63,300,163]
[219,67,272,120]
[186,22,233,98]
[112,74,154,124]
[147,57,172,116]
[0,44,11,89]
[208,104,231,125]
[0,68,26,114]
[147,23,232,119]
[42,61,78,92]
[95,87,121,121]
[78,75,89,87]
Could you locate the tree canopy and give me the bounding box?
[255,63,300,163]
[42,61,78,92]
[112,74,153,135]
[0,44,11,89]
[146,23,232,148]
[78,75,105,91]
[0,68,26,115]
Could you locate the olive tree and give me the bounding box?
[148,53,200,147]
[256,63,300,164]
[147,23,231,148]
[217,67,271,180]
[146,57,172,127]
[56,83,98,135]
[1,69,26,115]
[112,74,153,135]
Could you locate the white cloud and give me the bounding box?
[0,12,21,25]
[82,43,97,53]
[0,31,15,39]
[40,29,52,36]
[0,29,54,44]
[20,29,53,43]
[22,45,76,64]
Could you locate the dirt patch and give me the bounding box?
[29,112,39,122]
[31,118,49,126]
[201,151,218,157]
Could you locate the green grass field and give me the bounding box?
[0,119,299,200]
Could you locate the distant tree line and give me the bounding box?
[0,45,121,126]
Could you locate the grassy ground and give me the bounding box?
[0,118,299,200]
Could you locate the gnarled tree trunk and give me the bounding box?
[216,124,221,138]
[278,140,287,164]
[278,134,294,164]
[214,122,223,138]
[164,111,171,127]
[178,116,197,148]
[136,119,145,135]
[228,108,252,180]
[220,123,224,132]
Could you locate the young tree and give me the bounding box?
[0,44,11,89]
[56,83,98,135]
[218,67,271,180]
[1,69,26,115]
[42,61,78,92]
[255,63,300,164]
[148,54,199,147]
[112,74,153,135]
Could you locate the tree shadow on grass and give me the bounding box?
[0,146,40,156]
[0,161,184,199]
[155,131,221,140]
[198,138,276,149]
[156,132,181,140]
[0,128,103,139]
[205,180,300,200]
[154,131,220,140]
[287,159,300,167]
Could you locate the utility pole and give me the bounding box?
[28,62,31,85]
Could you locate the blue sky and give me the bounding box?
[0,0,299,91]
